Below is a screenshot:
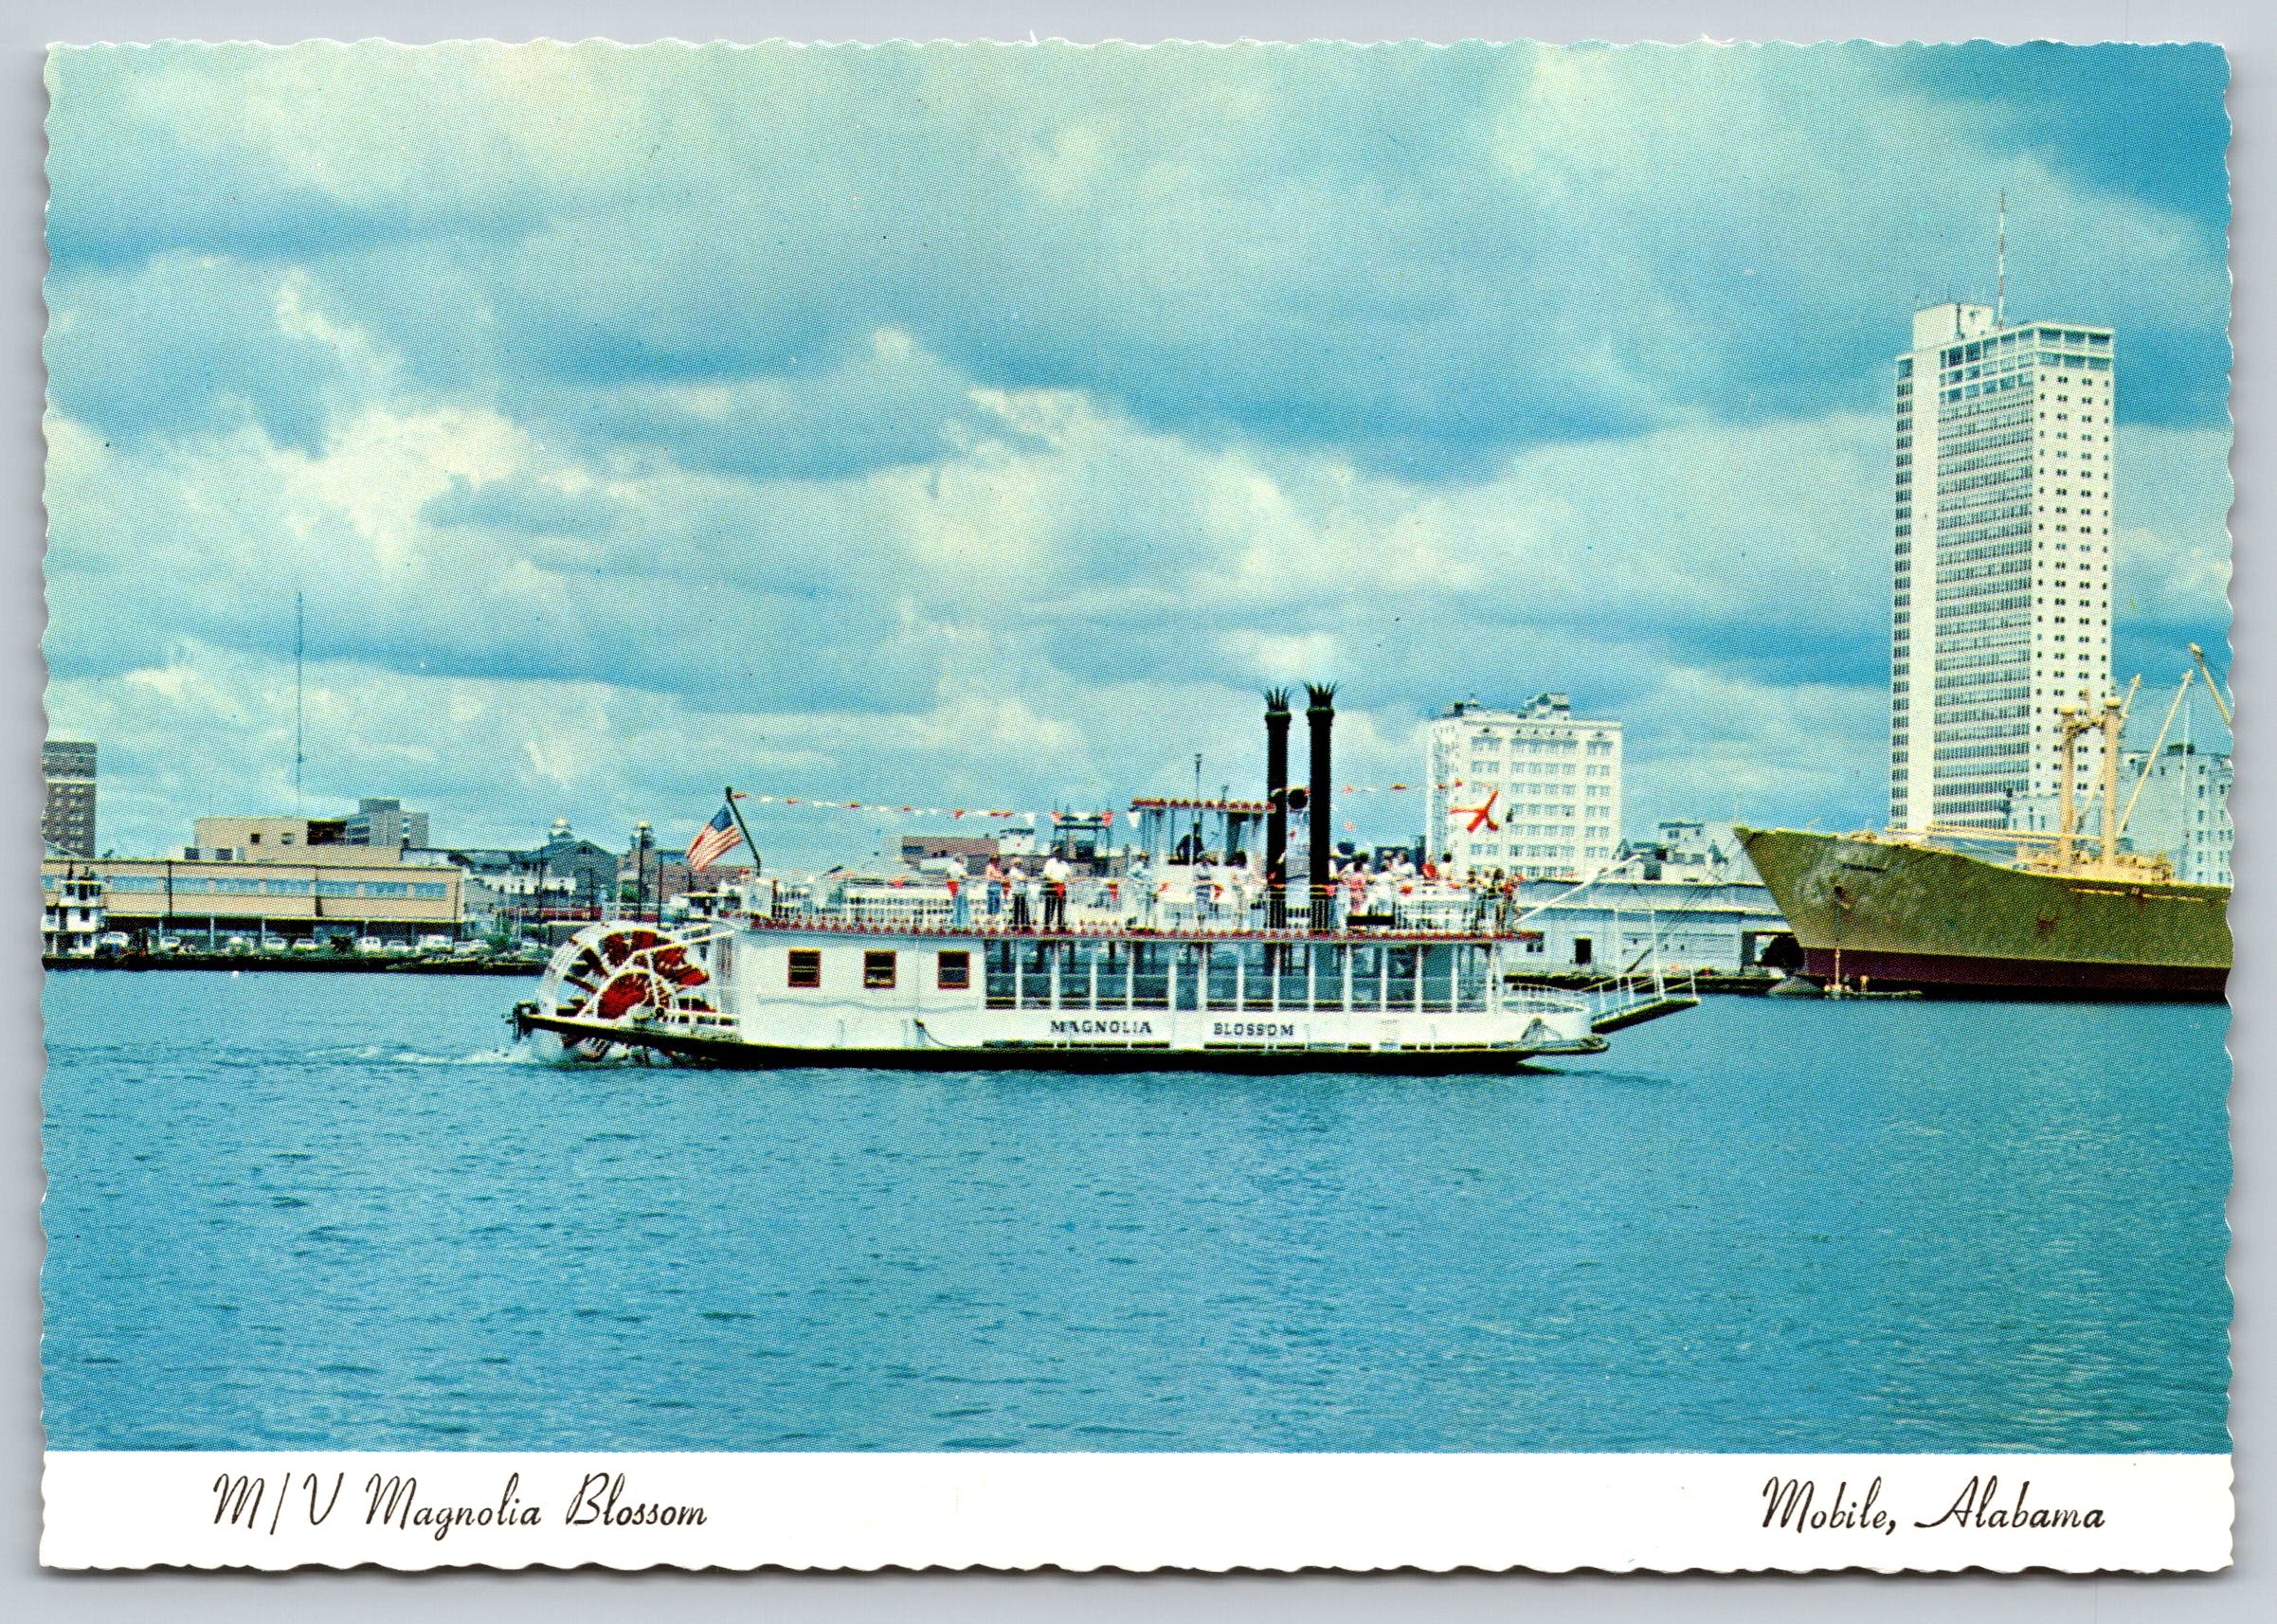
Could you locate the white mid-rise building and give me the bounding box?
[1425,694,1622,881]
[1890,302,2116,831]
[2122,742,2232,887]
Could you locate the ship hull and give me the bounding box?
[1739,827,2230,1001]
[517,1010,1606,1074]
[1795,945,2227,1000]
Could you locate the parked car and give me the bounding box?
[155,936,183,955]
[259,934,289,954]
[223,935,254,955]
[354,936,386,955]
[378,939,414,957]
[96,931,131,954]
[451,940,489,959]
[416,934,455,954]
[289,937,321,953]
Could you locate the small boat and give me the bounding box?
[1819,981,1924,1001]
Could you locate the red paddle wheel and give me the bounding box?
[533,922,716,1059]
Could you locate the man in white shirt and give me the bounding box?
[1041,853,1073,930]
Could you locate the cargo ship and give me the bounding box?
[1739,684,2230,1001]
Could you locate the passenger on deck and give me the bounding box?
[948,865,971,929]
[985,857,1005,923]
[1041,853,1072,930]
[1367,864,1396,924]
[1230,852,1256,924]
[1007,860,1032,929]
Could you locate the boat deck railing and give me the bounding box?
[734,889,1536,943]
[617,1005,743,1036]
[1574,958,1701,1036]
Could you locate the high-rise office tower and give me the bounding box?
[1889,303,2115,831]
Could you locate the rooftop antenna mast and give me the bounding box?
[1996,189,2007,328]
[294,590,305,814]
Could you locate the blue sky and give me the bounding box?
[43,41,2232,866]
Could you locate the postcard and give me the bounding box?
[38,39,2233,1572]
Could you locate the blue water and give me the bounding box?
[42,972,2230,1453]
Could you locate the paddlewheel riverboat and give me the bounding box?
[514,684,1696,1073]
[513,906,1696,1074]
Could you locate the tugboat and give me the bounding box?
[512,688,1696,1073]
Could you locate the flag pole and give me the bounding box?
[724,785,762,875]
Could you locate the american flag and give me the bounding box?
[686,803,745,871]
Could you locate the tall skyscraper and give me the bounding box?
[42,739,98,857]
[1889,303,2116,831]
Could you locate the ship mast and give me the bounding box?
[2098,695,2123,865]
[2055,703,2079,869]
[2189,643,2232,727]
[2049,688,2141,875]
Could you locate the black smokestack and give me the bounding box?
[1306,683,1336,930]
[1263,689,1292,929]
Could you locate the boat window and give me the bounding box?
[787,948,822,989]
[1241,942,1275,1009]
[937,949,970,991]
[1420,944,1455,1012]
[1061,939,1102,1009]
[1095,942,1130,1006]
[1130,942,1170,1008]
[1274,943,1313,1009]
[863,949,897,989]
[1205,944,1240,1008]
[1455,945,1489,1012]
[1020,941,1057,1009]
[1349,944,1385,1010]
[1385,946,1419,1008]
[985,942,1016,1008]
[1175,944,1204,1011]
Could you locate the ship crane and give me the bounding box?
[2189,644,2233,728]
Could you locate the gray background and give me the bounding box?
[4,2,2266,1616]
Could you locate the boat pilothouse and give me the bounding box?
[512,683,1698,1073]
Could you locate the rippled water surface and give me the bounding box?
[43,971,2231,1452]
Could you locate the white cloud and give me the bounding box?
[40,43,2232,863]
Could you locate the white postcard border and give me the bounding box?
[41,1450,2233,1573]
[18,9,2259,1609]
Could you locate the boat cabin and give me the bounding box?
[745,928,1509,1016]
